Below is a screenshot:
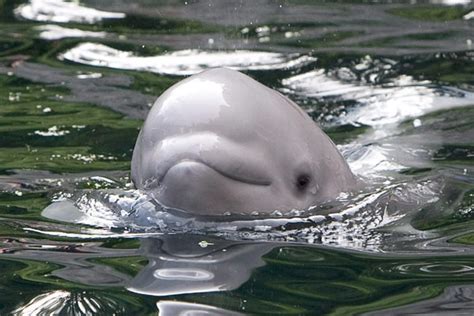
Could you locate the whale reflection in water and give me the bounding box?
[5,234,272,315]
[157,300,244,316]
[127,234,276,296]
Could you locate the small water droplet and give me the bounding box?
[198,240,214,248]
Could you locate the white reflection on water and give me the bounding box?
[15,0,125,24]
[59,42,317,76]
[343,144,407,178]
[157,300,244,316]
[35,24,107,40]
[282,69,474,127]
[430,0,472,5]
[12,290,70,316]
[464,10,474,20]
[11,290,125,315]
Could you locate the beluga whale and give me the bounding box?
[131,68,356,215]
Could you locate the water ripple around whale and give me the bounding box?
[36,172,469,255]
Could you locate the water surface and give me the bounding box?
[0,0,474,314]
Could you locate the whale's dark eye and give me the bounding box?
[296,174,311,191]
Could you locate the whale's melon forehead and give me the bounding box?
[144,68,311,143]
[153,68,274,120]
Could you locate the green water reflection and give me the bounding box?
[3,244,474,314]
[0,0,473,315]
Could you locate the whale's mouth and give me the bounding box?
[159,159,272,187]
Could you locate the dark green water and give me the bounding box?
[0,0,474,315]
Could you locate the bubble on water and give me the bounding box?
[8,92,21,102]
[33,126,70,137]
[198,240,214,248]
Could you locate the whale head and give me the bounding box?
[131,68,356,215]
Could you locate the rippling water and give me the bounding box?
[1,0,474,315]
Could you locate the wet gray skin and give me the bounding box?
[131,68,356,215]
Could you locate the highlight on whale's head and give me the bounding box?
[131,68,356,215]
